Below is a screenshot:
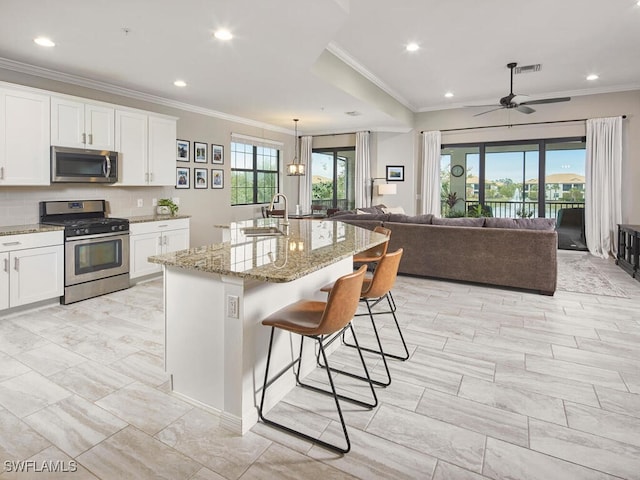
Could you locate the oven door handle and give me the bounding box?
[66,231,129,242]
[103,156,112,179]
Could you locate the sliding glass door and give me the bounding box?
[440,137,585,219]
[311,148,355,211]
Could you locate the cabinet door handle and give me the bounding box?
[82,132,86,144]
[3,258,7,273]
[164,236,168,246]
[14,257,19,271]
[149,172,153,182]
[2,241,20,247]
[0,166,3,179]
[88,133,93,145]
[158,236,163,247]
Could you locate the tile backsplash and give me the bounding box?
[0,185,173,226]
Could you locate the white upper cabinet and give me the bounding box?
[51,96,115,150]
[0,86,50,185]
[148,115,176,186]
[116,109,176,186]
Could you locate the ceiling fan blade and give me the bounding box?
[516,105,535,114]
[464,104,501,108]
[473,107,505,117]
[520,97,571,106]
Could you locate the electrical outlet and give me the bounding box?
[152,198,157,206]
[172,197,180,205]
[137,199,143,207]
[227,295,239,319]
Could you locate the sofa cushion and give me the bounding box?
[432,217,485,227]
[387,213,433,224]
[333,213,390,222]
[485,217,556,231]
[332,204,386,217]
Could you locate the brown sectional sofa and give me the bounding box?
[333,210,558,295]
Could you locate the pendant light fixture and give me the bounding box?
[286,118,305,176]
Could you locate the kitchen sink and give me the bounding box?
[241,226,286,237]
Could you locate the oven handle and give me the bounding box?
[66,231,129,242]
[104,156,112,178]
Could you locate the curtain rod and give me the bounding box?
[422,115,627,134]
[310,130,370,138]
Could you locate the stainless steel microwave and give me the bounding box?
[51,146,119,183]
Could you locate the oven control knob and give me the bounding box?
[84,228,89,235]
[111,225,117,231]
[119,225,124,231]
[75,229,81,236]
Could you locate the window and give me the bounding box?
[231,141,280,206]
[311,147,355,211]
[441,137,585,218]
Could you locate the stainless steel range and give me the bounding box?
[40,200,130,304]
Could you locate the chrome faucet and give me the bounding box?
[269,192,289,226]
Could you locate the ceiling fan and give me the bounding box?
[471,62,571,116]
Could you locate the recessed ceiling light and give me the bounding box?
[214,29,233,41]
[444,92,454,98]
[174,80,187,87]
[586,74,599,81]
[34,37,55,47]
[406,43,419,52]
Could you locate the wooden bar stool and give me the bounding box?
[320,249,408,387]
[257,265,376,454]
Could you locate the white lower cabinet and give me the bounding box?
[1,231,64,311]
[130,219,190,279]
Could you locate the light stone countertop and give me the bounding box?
[149,218,387,283]
[0,224,65,237]
[126,214,191,223]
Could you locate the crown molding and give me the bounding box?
[0,57,293,135]
[418,83,640,113]
[326,42,416,112]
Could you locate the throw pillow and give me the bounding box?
[356,209,372,215]
[381,206,406,214]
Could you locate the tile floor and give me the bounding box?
[0,251,639,479]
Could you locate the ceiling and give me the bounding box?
[1,0,639,134]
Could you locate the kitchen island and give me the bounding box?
[149,218,387,433]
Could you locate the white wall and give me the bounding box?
[415,90,640,223]
[372,132,416,214]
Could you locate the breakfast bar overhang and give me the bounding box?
[149,219,386,434]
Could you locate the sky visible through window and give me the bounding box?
[466,149,585,181]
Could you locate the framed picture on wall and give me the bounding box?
[386,165,404,181]
[194,141,208,163]
[211,169,224,189]
[194,168,208,189]
[176,167,190,189]
[211,144,224,164]
[177,139,190,162]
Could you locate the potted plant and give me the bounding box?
[157,198,178,216]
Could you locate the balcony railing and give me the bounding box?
[441,199,585,219]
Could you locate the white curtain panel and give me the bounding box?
[585,116,622,258]
[355,131,371,208]
[299,136,313,212]
[421,130,442,216]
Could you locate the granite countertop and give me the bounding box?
[150,218,387,283]
[127,214,191,223]
[0,224,65,237]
